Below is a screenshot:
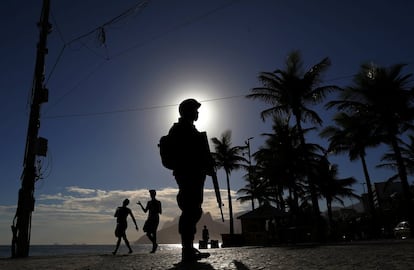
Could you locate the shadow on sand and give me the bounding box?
[168,260,250,270]
[233,260,250,269]
[169,261,214,270]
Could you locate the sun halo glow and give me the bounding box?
[163,84,219,135]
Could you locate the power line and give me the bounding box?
[45,103,178,119]
[44,94,246,119]
[111,0,242,59]
[44,0,241,115]
[44,60,107,114]
[44,0,150,88]
[43,64,414,120]
[42,1,414,120]
[65,0,149,47]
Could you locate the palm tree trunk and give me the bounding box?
[250,178,255,210]
[295,116,322,240]
[226,171,234,235]
[293,188,299,213]
[359,153,378,237]
[295,117,321,216]
[327,199,333,231]
[278,189,285,211]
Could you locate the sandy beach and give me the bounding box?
[1,240,413,270]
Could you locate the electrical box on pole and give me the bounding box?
[36,137,48,157]
[11,0,51,258]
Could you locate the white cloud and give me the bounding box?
[0,186,251,244]
[66,186,96,195]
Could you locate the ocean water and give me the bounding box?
[0,244,182,258]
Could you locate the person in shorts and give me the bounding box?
[112,199,138,255]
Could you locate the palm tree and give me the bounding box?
[312,155,359,232]
[211,130,247,235]
[237,165,271,210]
[379,135,414,179]
[320,112,382,234]
[247,50,339,239]
[254,115,329,224]
[379,135,414,229]
[399,135,414,175]
[328,63,414,235]
[253,116,305,212]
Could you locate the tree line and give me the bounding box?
[210,50,414,242]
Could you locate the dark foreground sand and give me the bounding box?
[1,240,413,270]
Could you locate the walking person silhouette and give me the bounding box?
[112,199,138,255]
[137,189,162,253]
[166,98,215,263]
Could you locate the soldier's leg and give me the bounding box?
[177,177,209,262]
[177,177,204,247]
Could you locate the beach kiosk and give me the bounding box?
[237,203,287,245]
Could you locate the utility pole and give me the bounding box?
[245,137,254,210]
[11,0,51,258]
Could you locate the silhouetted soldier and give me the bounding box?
[202,225,209,243]
[168,98,214,262]
[137,189,162,253]
[112,199,138,255]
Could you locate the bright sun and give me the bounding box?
[195,101,214,132]
[165,82,218,134]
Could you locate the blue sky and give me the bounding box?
[1,0,414,245]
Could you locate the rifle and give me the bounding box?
[200,132,225,222]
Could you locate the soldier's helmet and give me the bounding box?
[179,98,201,116]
